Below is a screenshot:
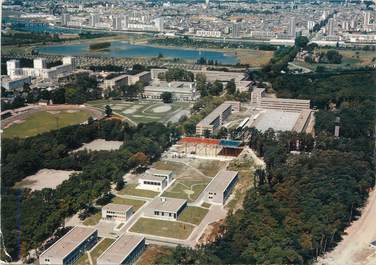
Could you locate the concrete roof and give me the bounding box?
[144,81,195,93]
[251,109,301,132]
[40,226,96,260]
[96,234,144,265]
[149,197,187,213]
[148,169,173,176]
[206,170,238,194]
[139,175,166,182]
[102,203,133,212]
[197,102,233,126]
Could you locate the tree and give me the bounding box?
[226,79,236,95]
[326,50,342,64]
[115,178,125,191]
[161,92,173,103]
[295,36,309,48]
[105,105,113,117]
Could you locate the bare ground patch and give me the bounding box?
[73,139,123,152]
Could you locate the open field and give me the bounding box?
[73,139,123,152]
[130,217,195,239]
[111,196,146,211]
[234,49,274,66]
[178,206,209,225]
[155,160,212,202]
[83,212,102,226]
[3,110,91,138]
[87,100,191,124]
[118,184,159,198]
[136,245,173,265]
[190,159,226,177]
[14,169,78,191]
[294,49,376,71]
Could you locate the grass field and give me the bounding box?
[294,49,376,71]
[90,238,116,264]
[83,212,102,226]
[201,202,211,208]
[111,196,145,211]
[136,245,173,265]
[178,206,208,225]
[235,49,274,66]
[87,100,191,124]
[118,184,159,198]
[74,238,115,265]
[3,110,91,138]
[130,217,194,239]
[162,179,210,202]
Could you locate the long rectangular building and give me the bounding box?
[96,234,145,265]
[196,101,240,135]
[39,226,97,265]
[204,170,238,205]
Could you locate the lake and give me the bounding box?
[36,41,239,64]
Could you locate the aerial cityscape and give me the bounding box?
[1,0,375,265]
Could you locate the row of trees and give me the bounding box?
[2,120,177,261]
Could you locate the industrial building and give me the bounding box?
[203,170,238,205]
[144,197,187,220]
[196,101,240,135]
[96,234,145,265]
[102,203,134,222]
[39,226,97,265]
[143,81,198,101]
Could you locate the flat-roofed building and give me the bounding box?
[104,74,129,90]
[102,203,133,222]
[128,71,151,85]
[196,101,240,135]
[39,226,97,265]
[144,197,187,220]
[1,75,31,90]
[138,175,167,192]
[143,81,198,101]
[137,169,174,192]
[204,170,238,205]
[97,234,145,265]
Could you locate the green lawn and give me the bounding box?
[90,238,115,265]
[3,110,91,138]
[83,212,102,226]
[111,196,145,211]
[118,184,159,198]
[130,218,194,239]
[87,100,190,124]
[178,206,208,225]
[162,179,210,202]
[201,202,211,208]
[74,253,90,265]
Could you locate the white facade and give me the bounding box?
[102,204,133,222]
[196,30,221,38]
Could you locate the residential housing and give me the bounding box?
[39,226,97,265]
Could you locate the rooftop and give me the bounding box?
[40,226,96,260]
[149,197,187,213]
[251,109,301,132]
[148,168,173,176]
[96,234,144,265]
[197,102,234,126]
[179,137,220,145]
[144,81,195,93]
[139,174,166,182]
[102,203,133,212]
[206,170,238,193]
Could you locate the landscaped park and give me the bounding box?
[87,99,191,124]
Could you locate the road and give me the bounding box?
[316,189,376,265]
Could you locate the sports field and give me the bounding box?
[87,100,191,124]
[3,110,91,138]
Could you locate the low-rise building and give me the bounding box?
[1,75,31,90]
[143,81,198,101]
[96,234,145,265]
[196,101,240,135]
[137,169,174,192]
[103,74,129,90]
[39,226,97,265]
[145,197,187,220]
[128,71,151,85]
[102,203,134,222]
[203,170,238,205]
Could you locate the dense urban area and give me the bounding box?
[1,0,376,265]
